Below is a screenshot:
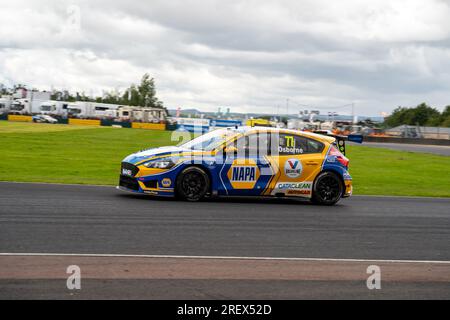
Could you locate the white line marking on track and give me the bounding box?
[1,253,450,264]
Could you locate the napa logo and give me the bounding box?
[161,178,172,188]
[231,166,256,181]
[284,158,302,178]
[227,159,260,189]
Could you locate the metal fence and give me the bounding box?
[385,125,450,140]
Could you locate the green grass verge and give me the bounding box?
[1,121,449,196]
[346,145,450,197]
[0,121,97,133]
[0,121,174,185]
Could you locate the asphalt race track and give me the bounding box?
[1,182,449,299]
[354,142,450,156]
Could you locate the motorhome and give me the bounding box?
[132,107,164,123]
[117,106,167,122]
[117,106,135,121]
[91,103,118,119]
[67,103,87,118]
[39,101,69,117]
[66,102,119,119]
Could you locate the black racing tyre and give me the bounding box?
[176,166,210,202]
[311,171,343,205]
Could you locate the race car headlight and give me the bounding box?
[143,158,177,169]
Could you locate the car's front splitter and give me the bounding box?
[116,185,175,197]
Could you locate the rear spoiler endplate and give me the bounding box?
[313,131,363,155]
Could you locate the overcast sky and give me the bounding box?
[1,0,450,115]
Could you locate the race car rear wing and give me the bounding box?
[313,130,363,155]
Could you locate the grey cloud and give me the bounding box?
[1,0,450,115]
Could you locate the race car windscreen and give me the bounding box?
[179,129,235,151]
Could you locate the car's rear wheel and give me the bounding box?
[176,166,210,202]
[311,171,343,205]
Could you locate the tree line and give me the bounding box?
[1,74,165,110]
[384,103,450,128]
[93,73,165,109]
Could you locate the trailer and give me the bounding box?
[66,102,118,119]
[27,91,51,113]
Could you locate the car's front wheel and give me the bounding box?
[176,166,210,201]
[311,171,343,205]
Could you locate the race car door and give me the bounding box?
[266,133,325,197]
[219,132,275,196]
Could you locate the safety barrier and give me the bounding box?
[100,119,132,128]
[131,122,166,130]
[57,118,69,124]
[7,115,33,122]
[165,123,178,131]
[68,118,101,126]
[2,115,175,131]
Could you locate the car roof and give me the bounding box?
[225,126,335,144]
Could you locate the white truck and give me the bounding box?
[67,102,119,119]
[9,91,52,115]
[9,98,32,114]
[0,96,12,113]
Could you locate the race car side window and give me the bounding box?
[277,134,324,155]
[307,138,325,153]
[225,135,245,157]
[278,134,306,155]
[241,132,271,158]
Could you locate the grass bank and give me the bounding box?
[1,121,449,196]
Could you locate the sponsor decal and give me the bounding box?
[161,178,172,187]
[285,135,295,147]
[279,135,303,154]
[286,189,311,195]
[122,168,133,176]
[284,158,302,178]
[227,159,260,189]
[276,182,312,189]
[278,146,303,154]
[231,166,256,181]
[273,181,313,197]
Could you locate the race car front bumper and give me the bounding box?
[118,161,176,197]
[119,174,140,191]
